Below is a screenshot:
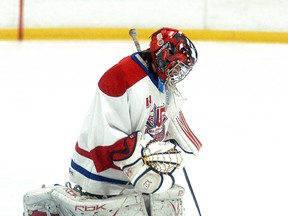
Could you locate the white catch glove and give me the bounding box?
[112,131,183,194]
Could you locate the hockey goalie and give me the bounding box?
[23,27,202,216]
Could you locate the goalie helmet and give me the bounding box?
[150,27,198,85]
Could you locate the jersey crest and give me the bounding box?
[145,104,167,141]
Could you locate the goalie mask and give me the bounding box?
[150,27,198,85]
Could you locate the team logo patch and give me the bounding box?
[145,104,167,141]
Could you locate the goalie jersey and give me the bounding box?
[69,52,202,195]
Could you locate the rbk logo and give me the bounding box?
[75,205,106,211]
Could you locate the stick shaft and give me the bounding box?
[129,29,141,52]
[183,167,202,216]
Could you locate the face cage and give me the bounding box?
[166,61,193,85]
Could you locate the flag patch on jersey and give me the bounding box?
[146,95,152,108]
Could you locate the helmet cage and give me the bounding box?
[151,30,198,85]
[155,33,197,84]
[166,61,192,84]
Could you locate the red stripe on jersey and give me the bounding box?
[176,111,202,151]
[75,142,120,172]
[75,142,91,159]
[98,55,147,97]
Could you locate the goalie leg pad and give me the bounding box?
[23,184,148,216]
[149,184,186,216]
[23,186,61,216]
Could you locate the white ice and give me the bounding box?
[0,40,288,216]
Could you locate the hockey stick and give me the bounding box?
[183,167,202,216]
[129,29,141,52]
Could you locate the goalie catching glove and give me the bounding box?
[112,131,183,194]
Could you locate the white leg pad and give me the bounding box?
[23,185,148,216]
[149,184,186,216]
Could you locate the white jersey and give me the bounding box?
[69,52,202,195]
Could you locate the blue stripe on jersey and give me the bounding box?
[131,52,158,87]
[131,52,165,93]
[71,160,129,185]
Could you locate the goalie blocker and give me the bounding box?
[23,183,185,216]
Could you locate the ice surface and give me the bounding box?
[0,40,288,216]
